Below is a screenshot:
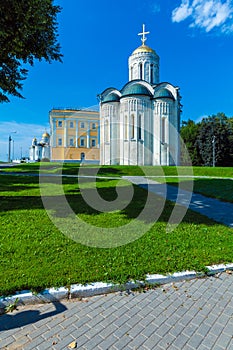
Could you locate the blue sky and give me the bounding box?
[1,0,233,161]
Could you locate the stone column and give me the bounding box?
[87,121,90,148]
[76,119,79,147]
[64,119,67,147]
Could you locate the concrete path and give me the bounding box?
[123,176,233,228]
[1,272,233,350]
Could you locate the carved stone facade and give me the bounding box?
[98,25,181,166]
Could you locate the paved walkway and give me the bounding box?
[1,272,233,350]
[124,176,233,228]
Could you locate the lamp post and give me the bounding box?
[8,132,16,163]
[212,135,216,167]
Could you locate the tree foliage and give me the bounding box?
[180,113,233,167]
[0,0,62,102]
[180,119,202,165]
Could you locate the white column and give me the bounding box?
[87,121,90,148]
[76,119,78,147]
[52,119,57,147]
[64,120,67,147]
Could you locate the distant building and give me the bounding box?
[29,132,50,161]
[98,25,181,166]
[49,108,100,163]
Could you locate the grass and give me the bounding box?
[1,165,233,296]
[164,178,233,203]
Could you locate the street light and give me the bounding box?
[212,135,216,167]
[8,132,16,163]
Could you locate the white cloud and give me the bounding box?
[172,0,193,22]
[0,121,49,161]
[172,0,233,33]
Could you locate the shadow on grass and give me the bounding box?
[0,300,67,331]
[0,175,40,192]
[0,176,223,228]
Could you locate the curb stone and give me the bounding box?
[1,263,233,312]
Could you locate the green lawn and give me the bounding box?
[0,165,233,296]
[1,162,233,177]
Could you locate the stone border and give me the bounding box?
[1,263,233,312]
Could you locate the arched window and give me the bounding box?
[130,115,135,139]
[162,118,165,143]
[138,114,142,140]
[105,119,110,142]
[150,64,154,84]
[139,63,143,80]
[124,115,128,139]
[131,66,133,80]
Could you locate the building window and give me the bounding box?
[92,123,96,129]
[124,115,128,139]
[80,122,85,128]
[91,139,96,147]
[70,121,74,128]
[105,119,110,143]
[58,121,62,127]
[70,138,74,147]
[162,118,165,143]
[58,138,62,146]
[138,114,142,140]
[150,64,154,84]
[139,63,143,80]
[80,138,85,147]
[130,115,135,139]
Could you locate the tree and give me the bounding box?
[0,0,62,102]
[197,113,233,166]
[180,119,202,165]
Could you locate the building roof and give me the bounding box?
[154,88,175,100]
[132,44,156,55]
[102,92,120,103]
[121,82,152,97]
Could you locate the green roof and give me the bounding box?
[102,93,120,103]
[121,83,152,97]
[154,88,174,99]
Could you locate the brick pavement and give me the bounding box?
[1,272,233,350]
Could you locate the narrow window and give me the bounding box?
[92,123,96,129]
[91,139,96,147]
[139,63,143,80]
[138,115,142,140]
[130,115,135,139]
[80,138,85,147]
[150,64,154,84]
[105,119,109,142]
[80,122,85,128]
[70,121,74,128]
[58,138,62,146]
[162,118,165,143]
[124,115,128,139]
[131,66,133,80]
[70,138,74,147]
[58,121,62,127]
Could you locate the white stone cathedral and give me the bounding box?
[98,25,181,166]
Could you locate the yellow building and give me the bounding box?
[49,108,100,163]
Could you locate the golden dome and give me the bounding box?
[132,44,156,55]
[42,132,50,138]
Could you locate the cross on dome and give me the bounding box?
[138,24,150,45]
